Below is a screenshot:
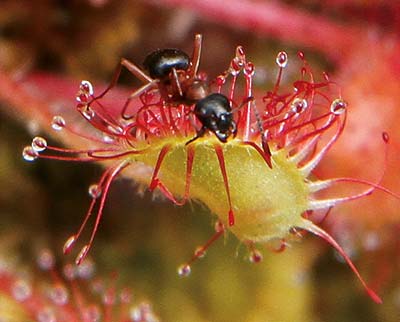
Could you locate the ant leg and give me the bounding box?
[120,59,159,119]
[214,144,235,226]
[120,58,153,84]
[91,58,152,102]
[185,127,206,146]
[120,83,159,120]
[88,58,158,119]
[188,34,203,79]
[89,63,123,103]
[171,67,184,97]
[149,144,171,192]
[149,144,195,206]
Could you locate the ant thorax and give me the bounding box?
[159,69,209,104]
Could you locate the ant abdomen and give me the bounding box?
[143,48,190,80]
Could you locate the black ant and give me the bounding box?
[91,34,208,119]
[88,34,271,163]
[185,92,272,168]
[186,93,237,145]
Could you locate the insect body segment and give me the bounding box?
[186,93,237,145]
[141,34,208,103]
[142,46,204,102]
[143,48,190,79]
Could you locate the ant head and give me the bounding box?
[194,93,237,143]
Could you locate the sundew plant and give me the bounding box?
[22,33,398,305]
[0,248,159,322]
[1,1,400,321]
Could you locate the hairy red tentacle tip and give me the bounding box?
[249,249,263,263]
[177,264,191,277]
[382,131,389,143]
[75,245,90,266]
[51,115,66,131]
[22,146,39,161]
[367,290,383,304]
[228,210,235,226]
[63,235,77,254]
[194,246,206,259]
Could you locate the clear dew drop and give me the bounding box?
[214,220,225,233]
[49,284,69,306]
[22,146,39,161]
[291,98,308,114]
[107,124,123,135]
[37,307,56,322]
[88,184,102,199]
[12,279,32,301]
[244,62,255,77]
[37,249,55,271]
[249,249,263,263]
[230,56,244,76]
[236,46,245,59]
[229,60,241,76]
[330,98,347,115]
[75,245,89,266]
[276,51,288,68]
[82,107,95,120]
[63,235,76,254]
[31,136,47,152]
[103,134,115,143]
[382,131,390,143]
[216,75,226,86]
[80,80,94,96]
[194,247,206,259]
[51,115,66,131]
[76,93,89,103]
[177,264,191,277]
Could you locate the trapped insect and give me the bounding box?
[23,35,400,304]
[90,34,208,121]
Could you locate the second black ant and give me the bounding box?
[91,34,209,119]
